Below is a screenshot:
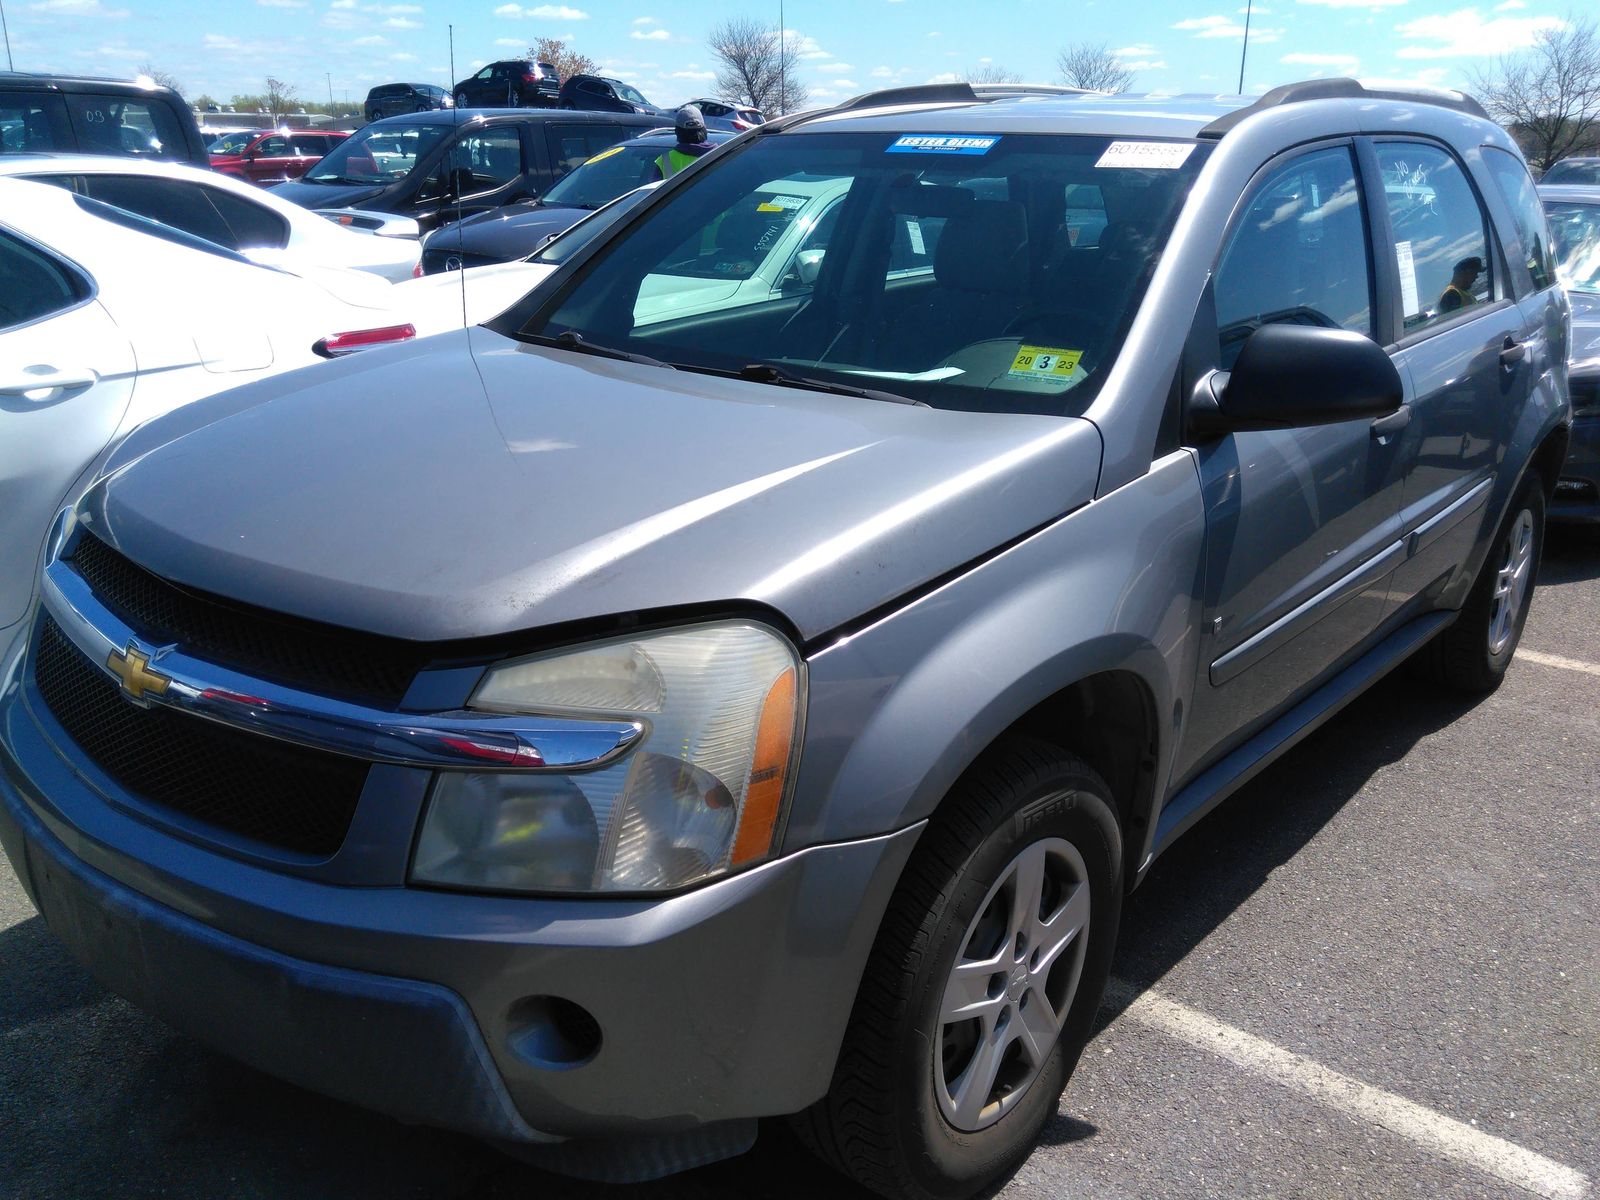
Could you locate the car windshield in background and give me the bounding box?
[541,142,670,209]
[613,82,649,107]
[1546,200,1600,293]
[303,122,450,184]
[508,131,1209,415]
[209,132,255,155]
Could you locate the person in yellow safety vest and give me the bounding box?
[1437,255,1484,315]
[651,105,714,181]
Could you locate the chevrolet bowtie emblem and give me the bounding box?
[106,644,171,702]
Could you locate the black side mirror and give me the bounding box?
[1189,323,1403,438]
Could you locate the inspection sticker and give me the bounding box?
[887,134,1001,155]
[1008,346,1083,381]
[1095,141,1195,170]
[756,193,808,212]
[586,144,626,164]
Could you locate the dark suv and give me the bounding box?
[365,82,452,123]
[269,109,670,232]
[0,72,207,163]
[557,73,659,115]
[453,60,560,110]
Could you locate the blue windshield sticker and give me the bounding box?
[887,134,1001,155]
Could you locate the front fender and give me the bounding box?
[784,451,1208,866]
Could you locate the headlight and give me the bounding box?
[411,620,802,894]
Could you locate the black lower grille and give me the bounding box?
[69,534,427,706]
[33,615,369,857]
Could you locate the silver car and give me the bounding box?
[0,79,1570,1198]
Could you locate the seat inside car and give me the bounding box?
[880,197,1032,369]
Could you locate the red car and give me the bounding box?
[209,128,348,185]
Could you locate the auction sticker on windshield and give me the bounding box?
[1008,346,1083,381]
[1095,141,1195,170]
[887,134,1001,155]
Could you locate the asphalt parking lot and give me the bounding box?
[2,527,1596,1200]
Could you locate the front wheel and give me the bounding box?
[1428,472,1545,692]
[454,92,468,108]
[794,739,1122,1200]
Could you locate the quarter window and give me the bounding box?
[62,95,185,159]
[0,231,88,331]
[1482,147,1554,293]
[1375,142,1492,335]
[1215,145,1374,369]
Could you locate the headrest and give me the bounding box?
[934,200,1030,295]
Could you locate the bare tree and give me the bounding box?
[137,62,183,96]
[264,77,299,119]
[1055,42,1133,93]
[528,36,595,82]
[964,64,1022,84]
[1469,17,1600,172]
[707,16,807,115]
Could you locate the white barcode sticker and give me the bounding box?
[1395,240,1420,316]
[1095,141,1195,170]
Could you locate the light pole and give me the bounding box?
[1,0,14,72]
[326,71,334,111]
[1238,0,1253,93]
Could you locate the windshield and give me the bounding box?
[209,131,255,155]
[1543,161,1600,186]
[1546,200,1600,293]
[532,186,655,264]
[542,142,670,208]
[501,131,1208,414]
[612,81,649,106]
[304,121,451,184]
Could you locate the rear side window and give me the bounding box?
[44,175,287,250]
[549,124,625,176]
[1482,147,1555,293]
[0,229,88,331]
[202,187,291,248]
[1215,145,1374,368]
[256,136,289,157]
[63,94,187,159]
[1,96,71,154]
[289,134,331,156]
[1375,141,1492,335]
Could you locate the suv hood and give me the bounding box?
[83,328,1102,643]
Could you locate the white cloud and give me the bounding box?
[870,65,894,77]
[833,79,859,89]
[926,71,960,83]
[383,16,420,28]
[203,32,241,49]
[1295,0,1406,6]
[257,0,308,8]
[28,0,129,16]
[496,2,588,15]
[816,62,854,73]
[669,68,715,80]
[1112,43,1160,57]
[632,15,657,23]
[1124,59,1168,70]
[1492,0,1526,8]
[1173,14,1246,36]
[630,27,669,40]
[330,0,356,6]
[1396,7,1563,58]
[352,33,389,44]
[494,36,522,46]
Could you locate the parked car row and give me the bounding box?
[0,73,1592,1200]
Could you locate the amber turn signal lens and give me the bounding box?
[730,666,797,866]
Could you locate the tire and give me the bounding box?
[455,92,468,108]
[1428,472,1545,693]
[794,738,1122,1200]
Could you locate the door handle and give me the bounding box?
[0,366,99,398]
[1370,405,1411,441]
[1499,337,1526,369]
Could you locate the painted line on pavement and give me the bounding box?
[1518,649,1600,678]
[1105,980,1590,1200]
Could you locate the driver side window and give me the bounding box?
[1215,145,1374,369]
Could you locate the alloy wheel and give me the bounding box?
[1488,508,1535,657]
[935,836,1091,1132]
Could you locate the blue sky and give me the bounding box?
[0,0,1576,110]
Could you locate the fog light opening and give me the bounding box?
[507,995,602,1069]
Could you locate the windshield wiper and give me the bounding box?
[726,362,927,407]
[523,331,675,370]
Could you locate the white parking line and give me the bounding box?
[1518,649,1600,678]
[1105,980,1591,1200]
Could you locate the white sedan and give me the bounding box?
[0,154,421,282]
[0,177,508,659]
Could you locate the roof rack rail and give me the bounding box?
[833,81,1093,113]
[1199,77,1489,138]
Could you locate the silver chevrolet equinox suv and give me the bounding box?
[0,79,1572,1199]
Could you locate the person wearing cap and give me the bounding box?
[652,105,714,181]
[1438,256,1484,314]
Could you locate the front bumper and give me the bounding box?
[1551,414,1600,523]
[0,660,921,1171]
